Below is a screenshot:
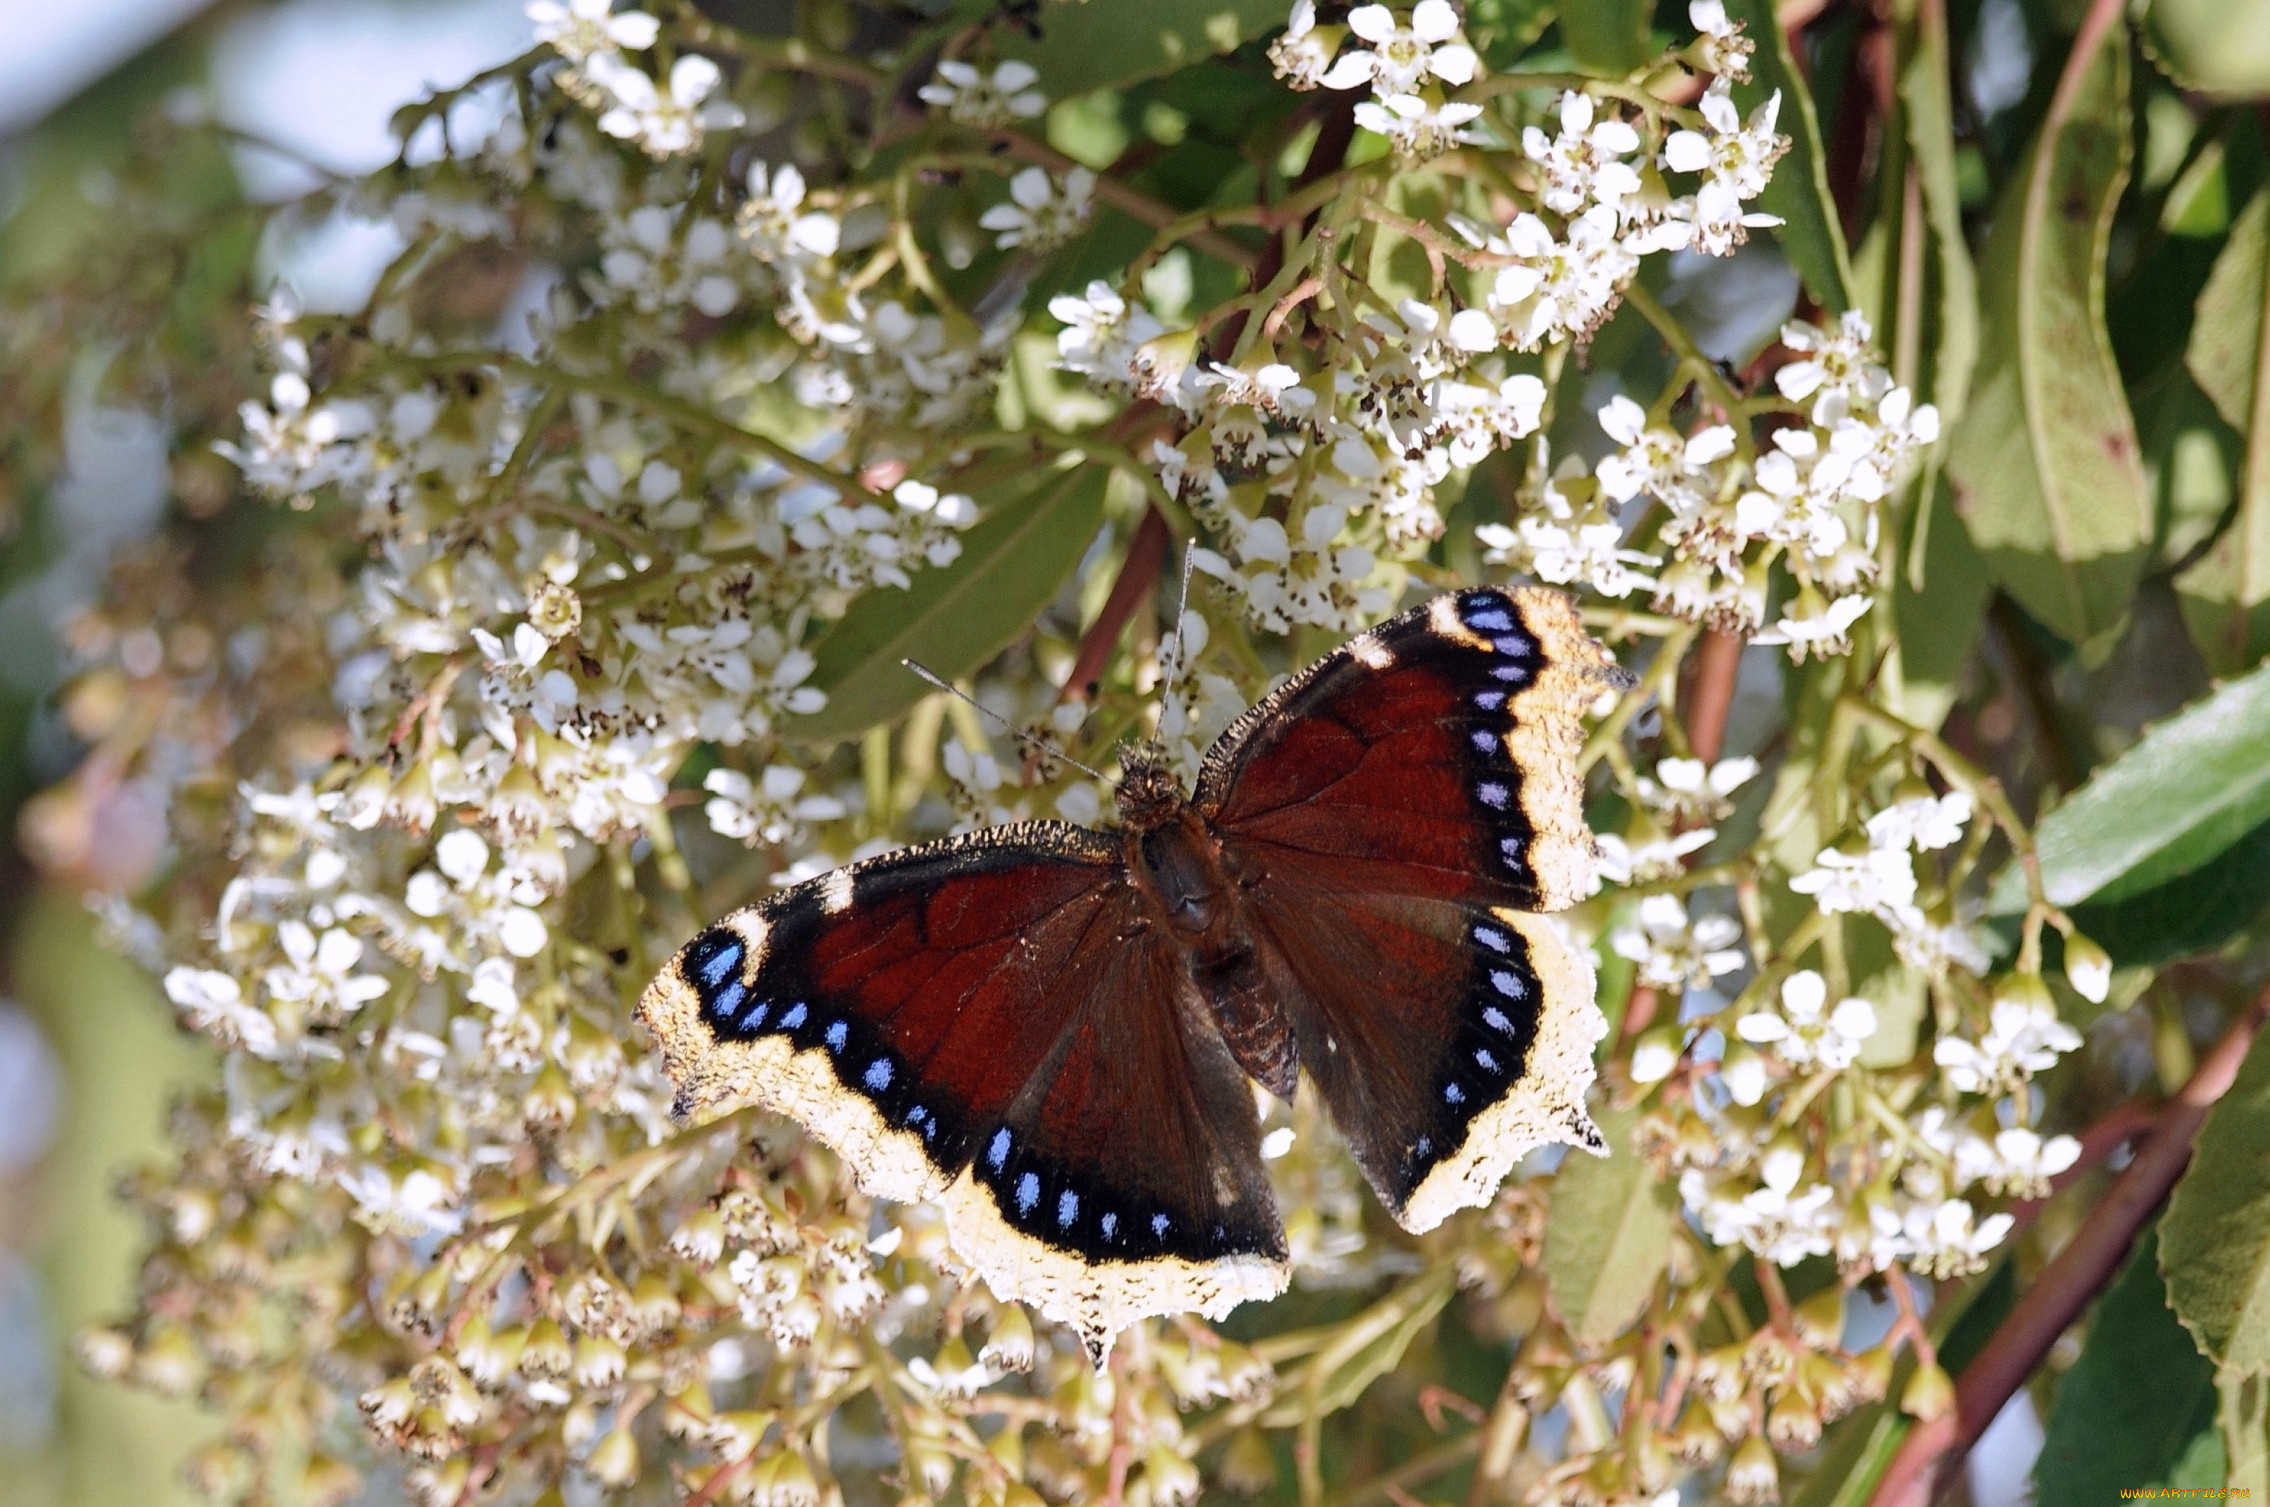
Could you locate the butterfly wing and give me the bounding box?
[1242,879,1605,1232]
[638,823,1286,1362]
[1195,586,1628,912]
[1198,586,1624,1230]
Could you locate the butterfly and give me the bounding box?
[637,586,1631,1365]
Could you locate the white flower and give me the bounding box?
[1790,840,1918,917]
[1865,789,1973,852]
[528,0,658,62]
[591,53,744,157]
[742,161,840,263]
[1353,94,1485,158]
[1050,281,1165,386]
[1483,206,1639,349]
[1594,827,1715,887]
[1662,85,1788,254]
[1981,1127,2081,1198]
[1776,310,1891,411]
[917,59,1046,128]
[1753,589,1871,660]
[1323,1,1477,95]
[1932,996,2082,1095]
[1735,970,1876,1071]
[263,919,391,1019]
[1904,1198,2012,1279]
[1610,893,1745,991]
[1524,93,1643,216]
[1593,395,1735,511]
[1689,0,1754,81]
[978,166,1095,251]
[164,966,279,1058]
[1269,0,1344,90]
[338,1162,463,1239]
[1638,755,1759,824]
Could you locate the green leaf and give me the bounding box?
[1541,1104,1676,1345]
[998,0,1288,100]
[2067,818,2270,969]
[789,463,1110,743]
[2145,0,2270,101]
[1723,0,1854,313]
[1986,656,2270,912]
[2180,188,2270,673]
[1558,0,1651,78]
[1946,16,2154,654]
[2163,1028,2270,1374]
[1464,0,1556,70]
[2222,1368,2270,1497]
[1898,2,1977,430]
[2038,1226,2222,1503]
[1887,474,1991,732]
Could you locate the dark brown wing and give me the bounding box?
[1196,587,1627,912]
[637,823,1285,1363]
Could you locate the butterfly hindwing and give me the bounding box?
[1241,878,1606,1231]
[1196,586,1628,912]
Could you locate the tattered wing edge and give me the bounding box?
[939,1170,1291,1369]
[1394,908,1607,1235]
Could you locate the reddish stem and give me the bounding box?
[1868,984,2270,1507]
[1058,507,1170,705]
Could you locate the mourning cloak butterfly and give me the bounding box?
[637,586,1631,1364]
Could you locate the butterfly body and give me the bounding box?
[639,586,1631,1364]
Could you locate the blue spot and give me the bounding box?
[1492,662,1530,684]
[1101,1212,1118,1239]
[780,1002,808,1030]
[1151,1213,1170,1237]
[739,998,771,1032]
[863,1058,892,1091]
[1474,690,1506,711]
[708,978,748,1022]
[1445,1082,1466,1105]
[907,1105,928,1126]
[824,1020,847,1052]
[1473,925,1509,953]
[1015,1173,1040,1216]
[693,937,743,990]
[1058,1190,1079,1227]
[1492,969,1527,999]
[921,1120,937,1141]
[1477,781,1509,809]
[1483,1006,1514,1034]
[1500,837,1527,869]
[1414,1135,1432,1157]
[987,1128,1011,1171]
[1493,633,1533,657]
[1476,1048,1501,1072]
[1471,729,1497,753]
[1465,607,1515,633]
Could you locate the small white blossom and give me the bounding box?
[1734,970,1876,1071]
[978,166,1095,251]
[1322,1,1477,95]
[528,0,658,61]
[1638,755,1759,824]
[590,53,743,156]
[1688,0,1754,81]
[1865,789,1974,852]
[1610,893,1745,991]
[1932,996,2082,1096]
[1524,93,1643,216]
[917,59,1046,128]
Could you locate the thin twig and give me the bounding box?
[1059,507,1172,704]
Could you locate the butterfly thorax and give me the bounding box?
[1116,746,1301,1100]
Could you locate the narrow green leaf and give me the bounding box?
[2038,1226,2222,1503]
[2146,0,2270,101]
[998,0,1288,100]
[1986,656,2270,913]
[1899,4,1977,429]
[1946,17,2153,653]
[2163,1029,2270,1374]
[1887,474,1991,732]
[2067,819,2270,969]
[2180,189,2270,673]
[2222,1367,2270,1497]
[1723,0,1854,313]
[1558,0,1651,78]
[789,463,1110,742]
[1541,1104,1675,1345]
[1257,1268,1456,1426]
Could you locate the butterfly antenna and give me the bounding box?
[899,660,1111,783]
[1161,541,1199,705]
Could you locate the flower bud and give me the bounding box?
[588,1428,639,1487]
[1219,1426,1277,1495]
[1901,1359,1954,1420]
[1630,1025,1682,1084]
[1726,1434,1779,1504]
[980,1304,1034,1373]
[2062,932,2112,1004]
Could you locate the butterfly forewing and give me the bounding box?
[638,823,1290,1363]
[1198,587,1623,912]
